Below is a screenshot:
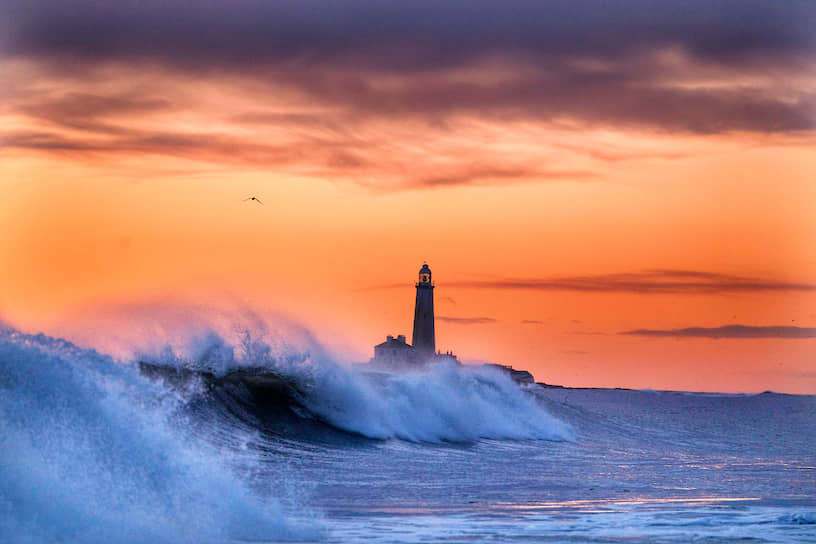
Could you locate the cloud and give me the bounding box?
[553,142,690,163]
[445,270,816,294]
[436,316,497,325]
[0,128,314,167]
[1,2,813,196]
[620,325,816,339]
[19,91,174,128]
[5,1,812,70]
[521,319,543,324]
[2,0,814,138]
[396,165,598,190]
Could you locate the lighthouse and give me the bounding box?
[370,263,453,367]
[412,263,436,359]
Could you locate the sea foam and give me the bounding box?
[0,328,318,544]
[293,360,575,442]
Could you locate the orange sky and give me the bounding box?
[1,3,815,393]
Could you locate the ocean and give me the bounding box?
[1,326,814,543]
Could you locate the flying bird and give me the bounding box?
[243,196,263,205]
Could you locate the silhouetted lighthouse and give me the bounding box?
[412,263,435,359]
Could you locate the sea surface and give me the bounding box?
[1,326,814,543]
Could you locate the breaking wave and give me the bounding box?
[0,328,318,544]
[134,327,574,443]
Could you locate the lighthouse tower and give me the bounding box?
[412,263,436,359]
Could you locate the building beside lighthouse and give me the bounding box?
[370,263,457,367]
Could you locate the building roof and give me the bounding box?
[374,336,414,350]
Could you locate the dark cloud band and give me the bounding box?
[4,1,813,66]
[437,316,497,325]
[620,325,816,339]
[445,270,816,294]
[2,0,814,137]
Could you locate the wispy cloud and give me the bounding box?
[437,316,497,325]
[0,71,603,190]
[620,325,816,339]
[552,142,690,163]
[398,165,598,190]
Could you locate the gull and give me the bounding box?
[243,196,263,205]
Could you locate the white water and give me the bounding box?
[0,323,573,543]
[291,361,574,442]
[0,328,319,544]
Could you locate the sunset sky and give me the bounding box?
[1,1,815,393]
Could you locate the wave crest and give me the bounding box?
[138,328,574,443]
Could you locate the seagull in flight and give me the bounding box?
[243,196,263,205]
